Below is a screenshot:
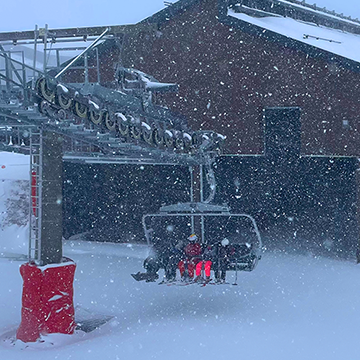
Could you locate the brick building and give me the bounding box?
[64,0,360,258]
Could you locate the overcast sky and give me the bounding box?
[1,0,360,32]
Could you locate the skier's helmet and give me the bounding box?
[221,238,229,247]
[188,234,198,242]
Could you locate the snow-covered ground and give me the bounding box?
[1,151,360,359]
[0,152,30,255]
[1,240,360,359]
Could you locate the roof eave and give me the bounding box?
[218,6,360,72]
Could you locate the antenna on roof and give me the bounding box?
[164,1,173,6]
[303,34,342,44]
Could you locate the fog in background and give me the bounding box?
[1,0,360,32]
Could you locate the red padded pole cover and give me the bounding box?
[16,258,76,342]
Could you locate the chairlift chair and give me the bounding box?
[142,202,263,278]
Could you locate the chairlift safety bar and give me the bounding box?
[142,211,263,250]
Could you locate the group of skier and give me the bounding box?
[131,232,237,284]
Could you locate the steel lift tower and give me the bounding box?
[0,24,224,342]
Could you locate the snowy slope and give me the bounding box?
[0,240,359,359]
[0,152,29,181]
[0,152,29,256]
[1,152,359,359]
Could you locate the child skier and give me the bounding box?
[178,233,202,281]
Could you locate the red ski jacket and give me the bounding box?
[184,243,202,259]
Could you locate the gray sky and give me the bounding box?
[1,0,166,32]
[1,0,360,32]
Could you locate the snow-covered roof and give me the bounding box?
[228,8,360,63]
[276,0,360,27]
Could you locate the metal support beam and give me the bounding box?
[189,166,195,232]
[28,128,63,265]
[40,130,63,264]
[200,164,204,202]
[199,164,205,243]
[43,24,48,74]
[29,127,43,262]
[356,164,360,263]
[32,25,38,87]
[0,45,25,87]
[55,28,109,79]
[189,164,204,240]
[0,24,154,42]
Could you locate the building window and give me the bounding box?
[342,119,350,129]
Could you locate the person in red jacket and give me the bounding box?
[178,234,202,281]
[194,245,214,282]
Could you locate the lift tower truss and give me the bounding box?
[0,24,225,266]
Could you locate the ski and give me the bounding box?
[173,281,195,286]
[202,280,231,286]
[200,278,213,287]
[158,280,195,286]
[131,272,158,282]
[131,272,143,281]
[157,278,233,286]
[158,279,176,285]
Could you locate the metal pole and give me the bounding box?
[33,25,38,86]
[55,27,109,79]
[37,129,43,263]
[233,262,238,286]
[43,24,48,74]
[189,166,194,233]
[21,51,26,103]
[96,47,100,83]
[200,165,205,243]
[200,164,204,202]
[4,50,11,92]
[28,127,43,263]
[356,160,360,263]
[189,166,194,202]
[28,145,33,261]
[84,53,89,84]
[56,49,60,70]
[39,130,63,265]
